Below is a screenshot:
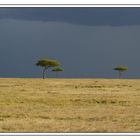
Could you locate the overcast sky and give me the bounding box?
[0,7,140,78]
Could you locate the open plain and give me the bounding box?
[0,78,139,132]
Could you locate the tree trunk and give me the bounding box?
[42,68,46,79]
[119,71,122,78]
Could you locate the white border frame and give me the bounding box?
[0,4,139,136]
[0,4,140,7]
[0,133,139,136]
[1,0,140,5]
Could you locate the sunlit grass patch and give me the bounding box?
[0,78,139,132]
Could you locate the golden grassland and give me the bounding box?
[0,78,139,132]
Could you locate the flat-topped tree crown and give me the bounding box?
[52,67,64,78]
[114,66,128,71]
[36,59,59,68]
[52,67,63,72]
[36,58,60,79]
[114,66,128,78]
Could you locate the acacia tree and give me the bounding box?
[52,67,64,77]
[114,66,128,78]
[36,58,59,79]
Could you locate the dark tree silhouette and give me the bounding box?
[114,66,128,78]
[36,58,59,79]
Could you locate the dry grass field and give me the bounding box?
[0,78,139,132]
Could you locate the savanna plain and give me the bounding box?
[0,78,139,132]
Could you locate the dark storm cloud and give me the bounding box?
[1,8,140,78]
[0,19,140,78]
[1,8,140,26]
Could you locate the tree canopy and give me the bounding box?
[114,66,128,72]
[36,58,60,79]
[114,66,128,78]
[36,59,59,68]
[52,67,64,72]
[52,67,64,78]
